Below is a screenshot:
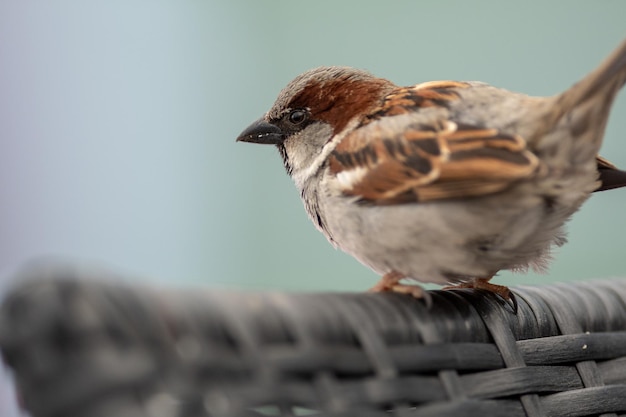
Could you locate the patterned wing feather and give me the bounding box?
[330,115,539,204]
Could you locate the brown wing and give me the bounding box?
[361,80,473,125]
[329,82,540,204]
[330,119,539,204]
[596,155,626,191]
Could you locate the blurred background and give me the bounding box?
[0,2,625,414]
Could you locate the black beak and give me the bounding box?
[236,118,284,145]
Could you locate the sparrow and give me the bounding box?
[236,39,626,306]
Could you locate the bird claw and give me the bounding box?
[443,278,518,314]
[369,272,433,308]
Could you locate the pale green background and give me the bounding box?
[0,2,626,415]
[1,1,625,294]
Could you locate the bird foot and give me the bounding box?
[369,271,432,307]
[443,277,518,313]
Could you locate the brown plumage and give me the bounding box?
[237,38,626,308]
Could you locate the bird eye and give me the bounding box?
[288,109,307,125]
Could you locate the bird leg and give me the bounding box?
[369,271,429,301]
[443,276,517,313]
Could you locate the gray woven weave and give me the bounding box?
[1,265,626,417]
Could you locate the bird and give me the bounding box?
[236,38,626,307]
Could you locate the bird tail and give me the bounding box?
[531,38,626,142]
[555,38,626,118]
[531,38,626,192]
[567,38,626,192]
[596,155,626,191]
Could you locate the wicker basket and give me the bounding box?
[1,265,626,417]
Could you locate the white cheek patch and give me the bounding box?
[336,167,367,189]
[291,117,361,188]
